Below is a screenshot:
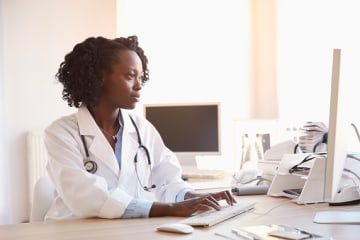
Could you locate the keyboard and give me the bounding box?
[179,201,256,227]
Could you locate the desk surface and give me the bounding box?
[1,195,360,240]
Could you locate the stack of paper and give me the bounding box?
[231,224,326,240]
[298,122,328,153]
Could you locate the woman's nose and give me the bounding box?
[134,77,143,89]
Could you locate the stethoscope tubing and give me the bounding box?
[80,114,155,191]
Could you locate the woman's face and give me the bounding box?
[101,49,143,109]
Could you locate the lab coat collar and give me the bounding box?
[76,105,137,136]
[76,106,139,176]
[76,106,120,175]
[77,105,99,136]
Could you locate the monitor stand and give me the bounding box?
[327,185,360,206]
[314,211,360,224]
[313,186,360,224]
[177,156,197,168]
[178,156,225,180]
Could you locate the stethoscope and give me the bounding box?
[80,115,156,192]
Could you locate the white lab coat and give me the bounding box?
[44,106,191,220]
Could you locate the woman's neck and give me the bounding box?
[88,105,121,132]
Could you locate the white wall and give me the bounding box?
[277,0,360,127]
[117,0,257,171]
[250,0,278,119]
[0,0,7,225]
[0,0,117,224]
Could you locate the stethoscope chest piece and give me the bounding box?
[84,159,97,174]
[81,134,98,174]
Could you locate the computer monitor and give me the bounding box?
[143,102,221,166]
[323,49,360,205]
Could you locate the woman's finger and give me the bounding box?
[210,190,237,205]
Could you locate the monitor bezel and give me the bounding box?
[143,102,222,166]
[324,48,355,204]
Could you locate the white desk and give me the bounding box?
[1,194,359,240]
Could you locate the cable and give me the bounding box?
[250,199,292,216]
[346,154,360,185]
[240,176,272,185]
[288,153,327,173]
[351,122,360,143]
[343,168,360,182]
[347,153,360,162]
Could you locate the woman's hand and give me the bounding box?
[149,190,237,217]
[185,190,237,207]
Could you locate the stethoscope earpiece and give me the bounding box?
[143,184,156,191]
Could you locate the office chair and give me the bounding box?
[30,175,55,222]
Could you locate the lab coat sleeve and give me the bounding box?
[45,117,132,219]
[152,155,193,202]
[135,115,193,202]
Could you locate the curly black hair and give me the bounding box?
[56,35,149,108]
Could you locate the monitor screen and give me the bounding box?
[324,48,359,204]
[144,103,221,166]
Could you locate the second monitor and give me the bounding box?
[144,102,221,167]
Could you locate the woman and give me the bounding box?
[44,36,235,220]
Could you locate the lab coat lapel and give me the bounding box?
[119,113,139,180]
[89,136,120,176]
[76,106,120,176]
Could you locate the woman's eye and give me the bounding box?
[127,73,135,79]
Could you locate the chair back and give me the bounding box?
[30,175,55,222]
